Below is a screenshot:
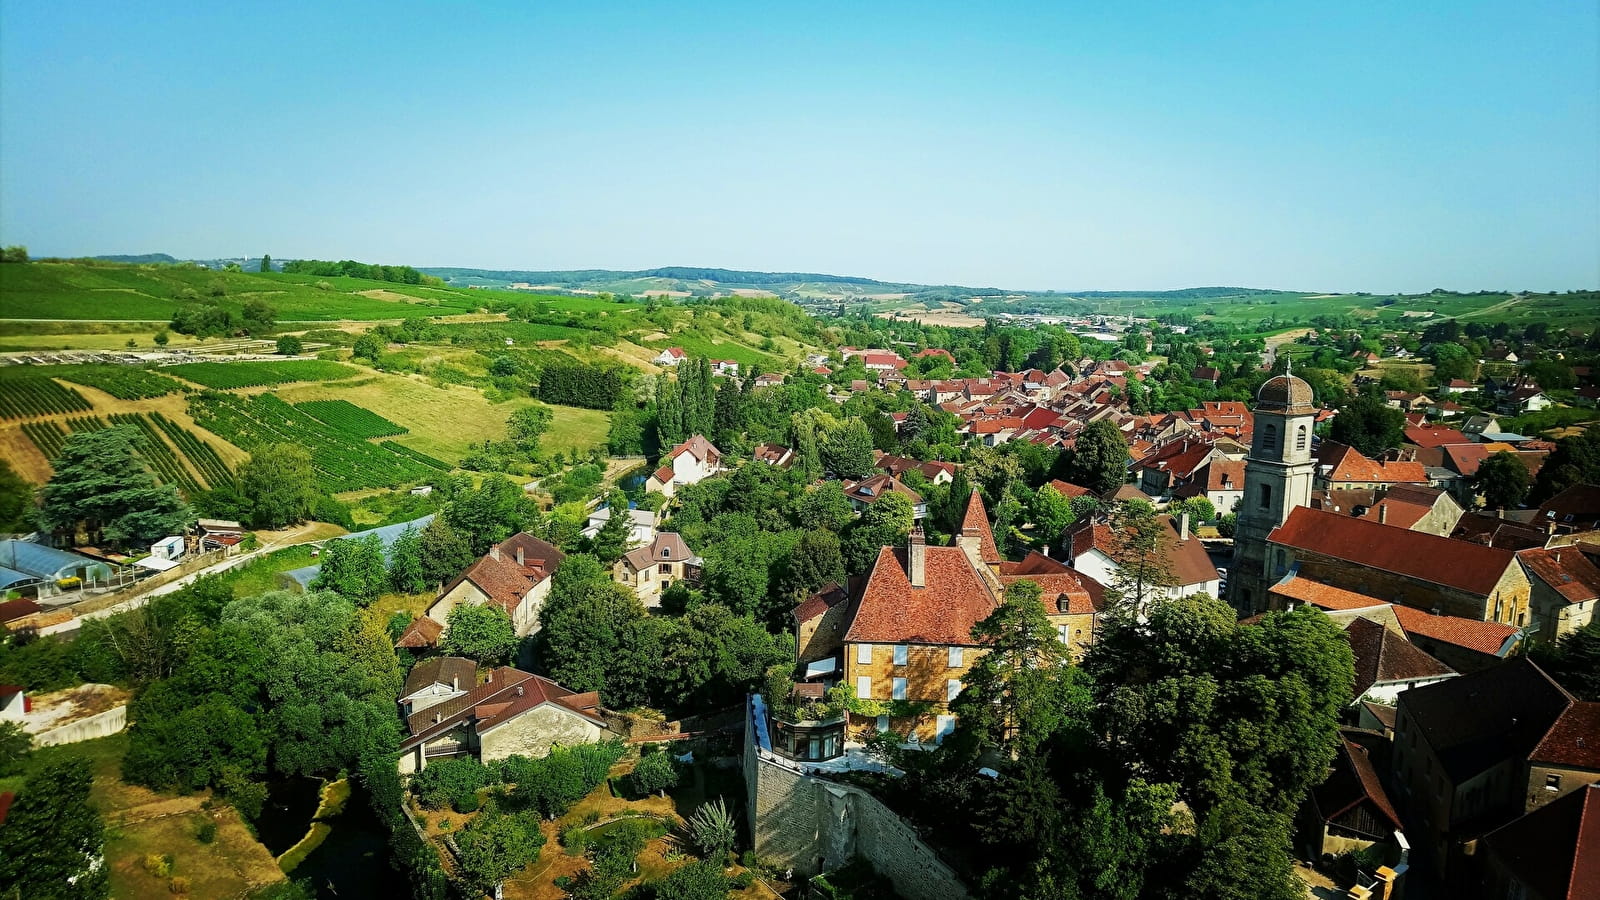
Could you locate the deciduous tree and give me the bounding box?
[442,603,518,664]
[239,443,319,529]
[0,758,108,899]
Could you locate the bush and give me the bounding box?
[630,750,680,797]
[169,876,191,895]
[559,822,591,855]
[144,853,174,877]
[195,820,217,844]
[411,757,495,812]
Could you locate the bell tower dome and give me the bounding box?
[1229,364,1317,613]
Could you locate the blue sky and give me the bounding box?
[2,0,1596,292]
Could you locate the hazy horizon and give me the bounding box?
[3,1,1596,294]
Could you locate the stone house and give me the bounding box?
[1301,738,1406,862]
[398,656,477,718]
[1267,506,1532,626]
[1390,658,1596,882]
[1315,441,1430,494]
[1363,484,1464,537]
[397,666,611,775]
[645,434,723,499]
[1517,546,1600,644]
[841,474,927,520]
[418,533,565,639]
[614,532,702,607]
[1343,617,1456,706]
[1066,512,1221,604]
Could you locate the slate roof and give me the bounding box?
[402,656,478,698]
[1397,657,1572,784]
[1344,617,1454,697]
[843,546,998,646]
[1270,506,1518,597]
[1481,783,1600,900]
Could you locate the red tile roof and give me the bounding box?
[396,616,444,648]
[1404,424,1470,448]
[1271,575,1388,611]
[1317,441,1429,485]
[960,491,1001,565]
[1390,605,1521,656]
[1344,617,1454,696]
[998,551,1100,615]
[1529,702,1600,770]
[1519,547,1600,605]
[793,582,848,624]
[844,546,998,646]
[402,666,604,748]
[666,434,721,465]
[1442,443,1491,477]
[1044,479,1094,500]
[1482,783,1600,900]
[1270,506,1519,597]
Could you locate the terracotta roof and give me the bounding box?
[1344,617,1454,697]
[622,532,699,571]
[402,666,604,747]
[1366,495,1433,530]
[1271,575,1388,611]
[1481,783,1600,900]
[1389,605,1521,656]
[651,464,675,482]
[396,616,443,648]
[959,491,1001,565]
[403,656,478,698]
[1131,439,1215,480]
[666,434,721,465]
[1270,506,1518,597]
[1519,547,1600,605]
[843,546,998,646]
[1317,441,1429,485]
[1314,739,1404,834]
[843,474,923,507]
[1404,424,1470,448]
[1044,479,1094,499]
[1398,657,1572,783]
[443,554,536,615]
[998,551,1100,615]
[1068,513,1218,588]
[793,582,849,624]
[0,598,41,624]
[753,443,793,466]
[1530,702,1600,771]
[1203,459,1245,492]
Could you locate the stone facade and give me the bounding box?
[1523,762,1600,813]
[1230,383,1317,613]
[479,703,606,763]
[1288,552,1531,626]
[745,697,969,899]
[843,642,978,743]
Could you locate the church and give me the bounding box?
[1229,368,1317,614]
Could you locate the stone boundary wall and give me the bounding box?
[34,704,127,747]
[743,695,967,900]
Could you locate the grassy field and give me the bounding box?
[3,734,287,900]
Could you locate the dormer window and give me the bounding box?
[662,547,671,558]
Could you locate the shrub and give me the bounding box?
[688,797,737,859]
[169,876,191,895]
[411,757,495,811]
[559,822,591,856]
[195,820,217,844]
[630,751,679,797]
[144,853,174,877]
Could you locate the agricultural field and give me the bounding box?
[0,371,91,419]
[188,392,441,492]
[47,364,186,399]
[294,399,408,438]
[20,412,232,493]
[163,359,359,389]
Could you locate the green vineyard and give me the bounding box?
[188,392,442,492]
[20,413,232,495]
[55,365,187,399]
[0,376,92,420]
[379,441,452,471]
[163,359,360,389]
[294,399,409,438]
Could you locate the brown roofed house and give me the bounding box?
[1481,782,1600,900]
[616,532,702,607]
[420,533,565,641]
[398,666,613,775]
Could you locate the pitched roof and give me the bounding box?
[1344,617,1454,697]
[997,551,1100,615]
[396,616,443,648]
[1068,513,1218,588]
[1272,574,1389,611]
[1389,605,1522,656]
[403,656,478,698]
[1316,441,1429,485]
[1519,547,1600,605]
[1404,424,1470,448]
[1398,657,1572,783]
[1044,479,1094,500]
[1529,702,1600,771]
[1270,506,1519,597]
[402,666,604,746]
[1442,443,1491,477]
[1482,783,1600,900]
[843,474,923,506]
[793,582,849,624]
[1538,484,1600,529]
[666,434,721,465]
[843,546,998,646]
[622,532,699,571]
[1313,739,1404,834]
[960,490,1001,565]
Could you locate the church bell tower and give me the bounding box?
[1229,366,1317,613]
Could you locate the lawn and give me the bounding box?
[544,405,613,455]
[5,733,286,900]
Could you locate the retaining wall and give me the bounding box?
[34,704,127,747]
[743,695,967,900]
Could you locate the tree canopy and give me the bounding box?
[38,426,192,548]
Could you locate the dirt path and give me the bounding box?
[1262,328,1313,368]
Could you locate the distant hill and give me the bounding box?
[91,253,179,264]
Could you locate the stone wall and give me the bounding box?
[744,695,968,900]
[479,704,606,763]
[34,704,127,747]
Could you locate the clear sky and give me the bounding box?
[2,1,1596,293]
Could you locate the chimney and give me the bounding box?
[908,528,927,588]
[1379,504,1388,525]
[489,545,501,561]
[517,546,525,566]
[452,674,459,691]
[1179,512,1190,542]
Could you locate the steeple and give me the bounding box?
[1229,370,1318,614]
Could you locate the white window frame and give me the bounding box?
[857,644,872,665]
[856,675,872,700]
[1057,624,1070,644]
[948,647,963,668]
[892,677,908,700]
[893,644,908,666]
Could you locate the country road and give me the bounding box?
[1262,328,1312,369]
